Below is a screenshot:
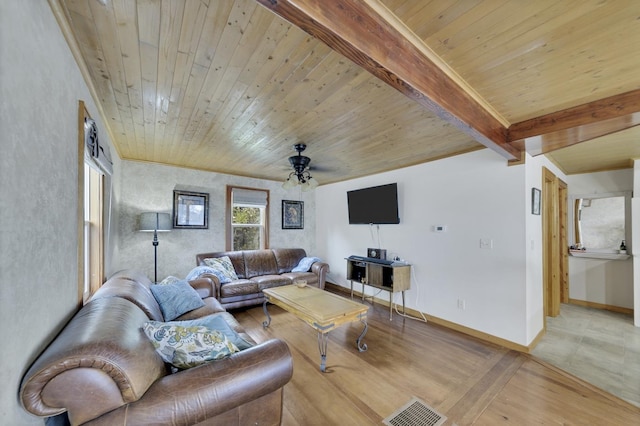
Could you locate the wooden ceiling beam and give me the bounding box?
[255,0,520,160]
[509,89,640,155]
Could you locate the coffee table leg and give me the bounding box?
[262,300,271,328]
[357,320,368,352]
[317,332,328,372]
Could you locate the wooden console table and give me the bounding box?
[346,257,411,320]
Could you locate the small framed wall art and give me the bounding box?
[531,188,541,215]
[282,200,304,229]
[173,190,209,229]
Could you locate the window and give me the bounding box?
[226,186,269,250]
[78,101,111,304]
[83,161,104,302]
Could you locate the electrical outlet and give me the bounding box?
[480,238,493,249]
[457,299,466,310]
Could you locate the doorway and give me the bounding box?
[542,167,567,319]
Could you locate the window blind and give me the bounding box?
[232,188,267,206]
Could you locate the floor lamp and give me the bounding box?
[139,212,171,283]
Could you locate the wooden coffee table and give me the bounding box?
[262,285,369,372]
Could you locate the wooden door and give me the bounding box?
[558,179,568,303]
[542,168,565,317]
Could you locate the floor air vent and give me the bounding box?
[383,397,447,426]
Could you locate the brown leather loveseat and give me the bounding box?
[195,248,330,309]
[19,269,293,425]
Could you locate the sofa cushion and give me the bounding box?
[292,256,321,272]
[150,280,205,321]
[281,271,318,286]
[244,250,279,278]
[250,275,292,291]
[220,279,259,299]
[272,248,307,273]
[202,256,239,283]
[142,321,239,369]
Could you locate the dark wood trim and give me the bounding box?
[509,89,640,154]
[255,0,520,160]
[510,88,640,139]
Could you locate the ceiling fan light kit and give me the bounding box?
[282,143,319,192]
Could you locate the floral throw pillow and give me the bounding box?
[202,256,238,283]
[159,275,182,285]
[164,315,254,351]
[142,320,239,369]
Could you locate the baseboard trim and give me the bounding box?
[326,282,533,354]
[568,298,633,316]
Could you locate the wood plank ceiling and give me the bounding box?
[53,0,640,185]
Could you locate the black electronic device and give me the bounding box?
[367,248,387,260]
[347,183,399,224]
[347,255,394,265]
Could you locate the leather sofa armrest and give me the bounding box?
[311,261,330,289]
[188,276,217,299]
[87,339,293,425]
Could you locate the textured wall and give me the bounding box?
[0,1,114,424]
[112,160,317,281]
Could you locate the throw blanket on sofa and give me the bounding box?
[292,257,321,272]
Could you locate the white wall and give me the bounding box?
[112,161,317,280]
[317,149,539,346]
[566,170,634,309]
[524,154,545,344]
[0,1,115,423]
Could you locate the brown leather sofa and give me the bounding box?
[19,269,293,426]
[195,248,330,309]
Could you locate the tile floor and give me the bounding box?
[531,303,640,408]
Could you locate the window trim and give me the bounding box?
[78,101,106,305]
[226,185,269,251]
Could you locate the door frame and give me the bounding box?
[542,167,568,319]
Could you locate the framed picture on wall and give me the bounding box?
[173,190,209,229]
[531,188,541,215]
[282,200,304,229]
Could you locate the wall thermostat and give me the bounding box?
[367,248,387,259]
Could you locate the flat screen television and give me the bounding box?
[347,183,399,224]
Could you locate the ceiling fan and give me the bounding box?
[282,143,319,191]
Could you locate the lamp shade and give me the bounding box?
[282,177,298,190]
[139,212,171,232]
[305,177,319,191]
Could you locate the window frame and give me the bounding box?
[226,185,269,251]
[83,162,104,302]
[78,101,106,305]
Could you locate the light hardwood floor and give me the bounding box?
[234,290,640,425]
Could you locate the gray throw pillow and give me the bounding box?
[150,280,205,321]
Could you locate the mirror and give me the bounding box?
[572,193,629,251]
